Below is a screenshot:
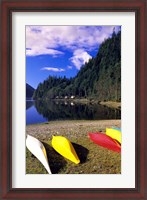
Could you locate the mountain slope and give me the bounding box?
[26,83,35,99]
[33,30,121,101]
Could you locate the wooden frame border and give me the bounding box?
[0,0,146,199]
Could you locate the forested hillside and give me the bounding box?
[33,30,121,101]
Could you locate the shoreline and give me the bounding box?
[26,119,121,140]
[99,101,121,109]
[26,119,121,174]
[32,98,121,110]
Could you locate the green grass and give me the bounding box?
[26,120,121,174]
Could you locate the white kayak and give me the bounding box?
[26,134,52,174]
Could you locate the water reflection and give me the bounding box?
[34,100,120,122]
[26,104,47,125]
[26,100,121,125]
[26,100,34,110]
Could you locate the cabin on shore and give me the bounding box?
[71,95,75,99]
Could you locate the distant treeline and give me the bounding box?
[33,30,121,101]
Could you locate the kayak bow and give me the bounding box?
[26,134,52,174]
[52,136,80,164]
[106,128,121,144]
[88,132,121,153]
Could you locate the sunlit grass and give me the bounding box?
[26,120,121,174]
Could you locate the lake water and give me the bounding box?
[26,100,121,125]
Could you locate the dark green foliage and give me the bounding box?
[33,76,71,99]
[26,83,35,99]
[33,30,121,101]
[33,100,121,121]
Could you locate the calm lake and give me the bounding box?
[26,100,121,125]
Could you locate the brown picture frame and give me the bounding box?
[0,0,146,199]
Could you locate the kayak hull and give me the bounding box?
[52,136,80,164]
[26,135,52,174]
[88,132,121,153]
[106,128,121,144]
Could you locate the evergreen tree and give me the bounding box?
[33,30,121,101]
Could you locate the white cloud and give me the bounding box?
[70,49,92,70]
[26,47,64,56]
[41,67,65,72]
[26,25,121,56]
[67,66,73,69]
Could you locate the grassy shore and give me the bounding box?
[53,98,121,109]
[99,101,121,109]
[26,120,121,174]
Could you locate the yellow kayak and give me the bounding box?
[106,128,121,144]
[52,136,80,164]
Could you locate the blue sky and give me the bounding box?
[26,25,121,89]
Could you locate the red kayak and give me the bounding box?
[88,132,121,153]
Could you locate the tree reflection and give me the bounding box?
[34,100,121,121]
[26,100,34,110]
